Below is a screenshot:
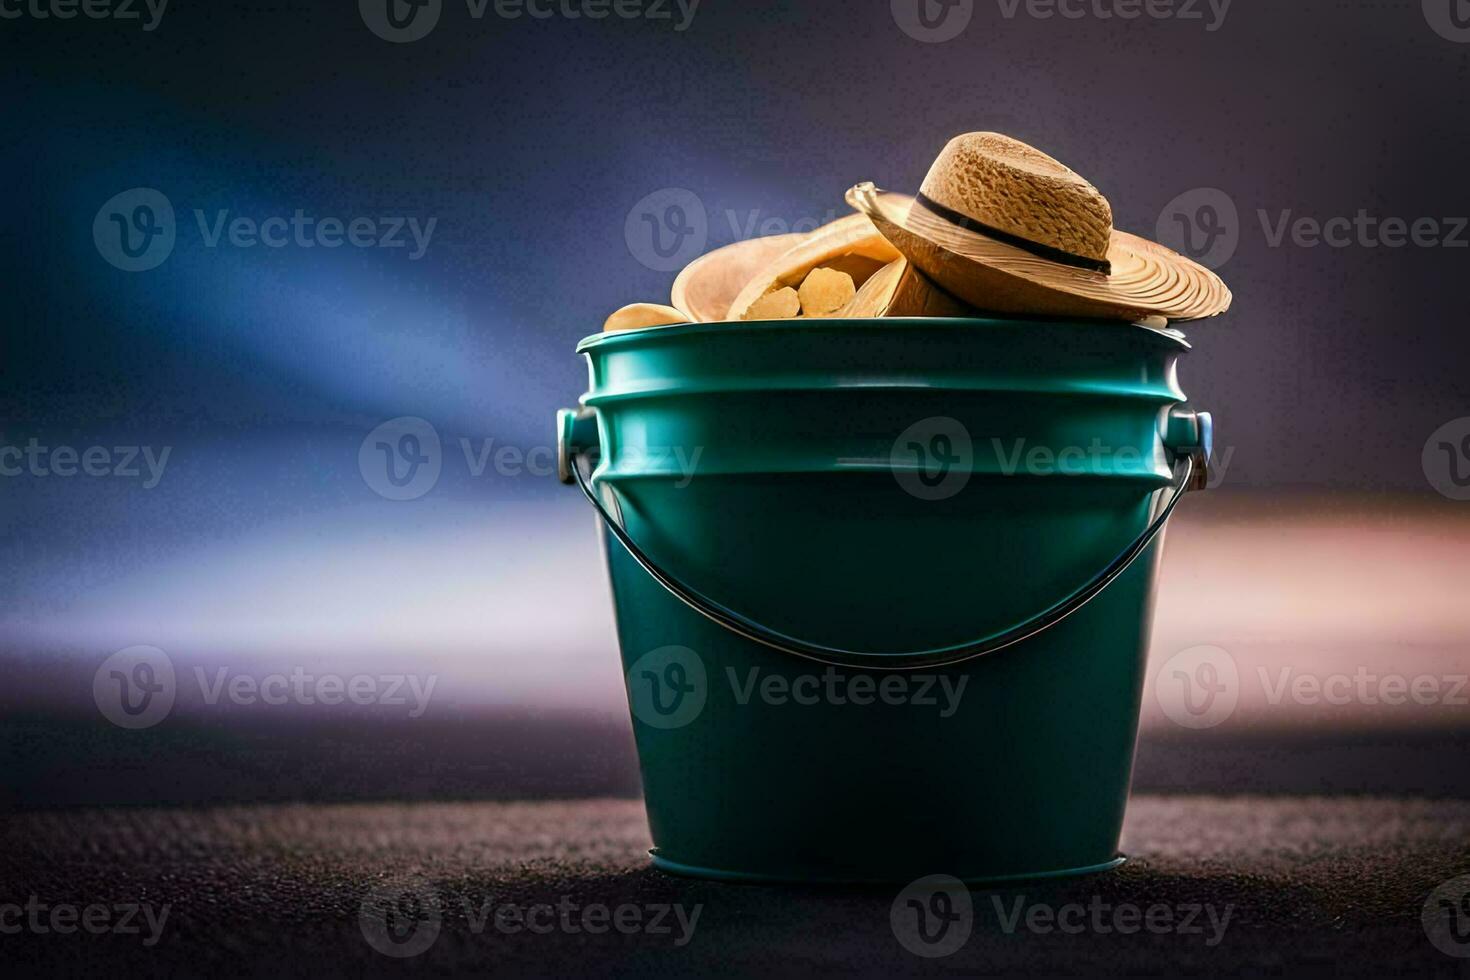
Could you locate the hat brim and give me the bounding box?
[671,232,806,322]
[848,184,1232,322]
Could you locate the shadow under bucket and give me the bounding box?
[559,317,1213,884]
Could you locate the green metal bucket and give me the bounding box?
[558,317,1213,884]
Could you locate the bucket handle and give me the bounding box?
[560,406,1212,671]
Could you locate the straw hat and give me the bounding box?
[725,214,900,321]
[840,257,971,318]
[848,133,1231,322]
[671,233,804,322]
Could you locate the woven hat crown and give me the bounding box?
[917,133,1114,265]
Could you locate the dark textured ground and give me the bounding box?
[4,497,1466,976]
[8,709,1470,807]
[4,795,1470,977]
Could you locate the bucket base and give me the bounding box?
[648,851,1127,886]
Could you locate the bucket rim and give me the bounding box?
[577,316,1191,354]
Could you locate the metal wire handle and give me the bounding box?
[571,452,1194,671]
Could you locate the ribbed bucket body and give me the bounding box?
[576,318,1189,882]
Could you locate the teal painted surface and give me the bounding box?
[569,317,1199,882]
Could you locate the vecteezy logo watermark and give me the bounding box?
[1424,0,1470,43]
[360,879,702,958]
[359,0,444,43]
[624,191,877,271]
[0,897,171,945]
[93,188,176,272]
[0,437,172,488]
[892,876,1234,956]
[360,0,700,42]
[994,0,1232,30]
[992,436,1236,488]
[360,416,443,501]
[727,668,968,717]
[1423,417,1470,501]
[633,655,968,725]
[94,188,437,272]
[895,0,1230,40]
[360,416,703,499]
[722,206,846,242]
[1156,187,1240,271]
[1258,667,1468,710]
[625,188,708,272]
[360,879,443,958]
[191,210,436,259]
[1257,210,1469,251]
[891,0,974,43]
[1157,187,1470,271]
[891,875,973,958]
[0,0,169,30]
[192,667,438,718]
[1155,644,1469,729]
[891,417,973,501]
[93,647,439,729]
[1153,644,1239,730]
[991,894,1234,945]
[995,0,1231,30]
[1424,874,1470,958]
[625,645,707,729]
[93,646,177,730]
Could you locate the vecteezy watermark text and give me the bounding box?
[623,646,970,730]
[194,666,437,718]
[1258,210,1469,250]
[623,187,845,272]
[993,436,1235,487]
[1153,644,1470,730]
[359,415,703,501]
[359,0,700,44]
[891,0,1230,43]
[994,0,1232,30]
[194,210,436,260]
[93,188,437,272]
[889,421,1235,502]
[93,646,439,729]
[891,875,1233,958]
[1157,187,1469,271]
[359,878,701,958]
[990,894,1233,945]
[0,897,170,946]
[0,0,169,31]
[0,438,171,488]
[727,667,968,719]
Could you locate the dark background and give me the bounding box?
[5,4,1470,976]
[5,0,1469,488]
[2,0,1469,806]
